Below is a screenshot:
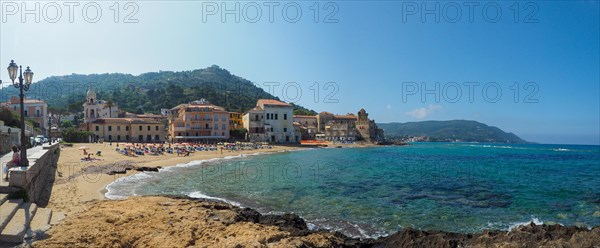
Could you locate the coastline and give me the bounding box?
[45,143,306,216]
[35,195,600,248]
[36,142,600,247]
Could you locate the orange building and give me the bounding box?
[6,96,48,131]
[168,99,230,143]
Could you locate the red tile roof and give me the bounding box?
[257,99,291,107]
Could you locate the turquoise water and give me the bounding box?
[106,143,600,237]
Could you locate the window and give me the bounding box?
[108,126,112,131]
[222,114,226,121]
[155,126,159,131]
[222,132,225,136]
[95,126,99,131]
[286,136,289,142]
[24,110,28,117]
[255,115,259,121]
[117,126,121,131]
[147,135,152,141]
[155,135,159,140]
[266,113,270,120]
[126,126,130,131]
[126,135,130,140]
[36,109,40,117]
[139,126,142,131]
[205,123,209,129]
[147,126,151,131]
[222,124,226,130]
[284,128,287,132]
[117,135,121,140]
[284,114,287,120]
[108,135,112,141]
[214,124,218,130]
[177,132,181,136]
[275,114,278,120]
[139,135,143,141]
[214,114,218,120]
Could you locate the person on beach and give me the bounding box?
[4,146,20,181]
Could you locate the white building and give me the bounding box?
[243,99,299,144]
[83,87,120,124]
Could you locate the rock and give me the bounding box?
[259,213,310,236]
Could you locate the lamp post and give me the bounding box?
[7,60,34,166]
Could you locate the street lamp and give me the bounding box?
[7,60,33,166]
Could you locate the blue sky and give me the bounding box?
[0,1,598,144]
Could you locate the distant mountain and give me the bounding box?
[378,120,528,143]
[2,65,316,115]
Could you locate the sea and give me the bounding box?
[105,143,600,238]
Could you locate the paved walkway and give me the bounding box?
[0,145,45,187]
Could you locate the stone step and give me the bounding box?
[0,194,8,205]
[0,199,22,232]
[27,207,52,239]
[0,202,37,243]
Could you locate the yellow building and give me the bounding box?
[168,99,230,143]
[229,112,243,129]
[90,118,165,142]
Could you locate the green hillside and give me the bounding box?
[378,120,528,143]
[1,65,316,115]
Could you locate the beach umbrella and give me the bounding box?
[78,146,89,150]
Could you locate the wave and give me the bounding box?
[508,217,544,231]
[187,191,242,207]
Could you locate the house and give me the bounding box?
[243,99,299,144]
[90,118,165,142]
[5,96,48,132]
[167,99,230,143]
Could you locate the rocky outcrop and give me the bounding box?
[33,196,600,248]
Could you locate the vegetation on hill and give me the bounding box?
[378,120,528,143]
[2,65,316,115]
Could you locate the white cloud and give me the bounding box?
[405,105,442,119]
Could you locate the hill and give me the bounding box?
[1,65,316,115]
[377,120,528,143]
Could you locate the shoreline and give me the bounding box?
[34,195,600,247]
[38,142,600,247]
[45,143,308,217]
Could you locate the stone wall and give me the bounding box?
[8,143,59,206]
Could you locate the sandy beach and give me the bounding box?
[45,143,303,216]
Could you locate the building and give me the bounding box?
[168,99,230,143]
[242,107,266,142]
[293,115,318,140]
[90,118,165,142]
[311,109,384,142]
[229,112,243,130]
[242,99,299,144]
[355,108,384,142]
[6,96,48,132]
[83,87,120,126]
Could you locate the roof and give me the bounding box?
[137,114,164,118]
[91,118,161,125]
[319,111,333,115]
[257,99,291,107]
[8,96,47,105]
[294,115,317,119]
[335,114,357,120]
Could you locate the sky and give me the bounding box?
[0,1,598,145]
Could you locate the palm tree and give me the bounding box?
[104,100,114,118]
